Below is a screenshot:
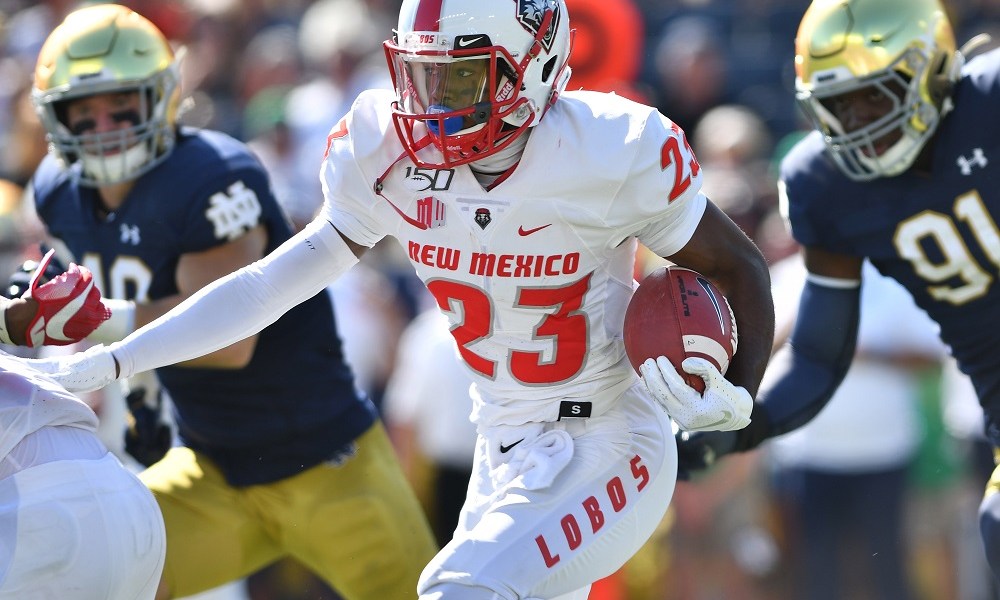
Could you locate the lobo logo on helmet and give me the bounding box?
[517,0,560,51]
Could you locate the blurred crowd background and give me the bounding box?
[3,0,1000,599]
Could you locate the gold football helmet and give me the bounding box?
[794,0,960,181]
[32,4,181,186]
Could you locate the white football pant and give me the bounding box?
[0,453,166,599]
[418,383,677,599]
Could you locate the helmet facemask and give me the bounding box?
[386,42,533,168]
[36,63,181,186]
[797,49,937,181]
[384,0,572,170]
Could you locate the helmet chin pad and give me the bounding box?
[80,143,151,185]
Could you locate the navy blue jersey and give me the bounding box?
[33,127,376,486]
[780,48,1000,424]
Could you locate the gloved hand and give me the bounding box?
[26,343,119,392]
[9,249,112,347]
[674,428,738,480]
[124,384,172,467]
[639,356,752,432]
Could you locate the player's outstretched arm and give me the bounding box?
[27,218,363,392]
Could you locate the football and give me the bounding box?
[623,266,737,393]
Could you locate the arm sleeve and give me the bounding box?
[110,217,359,378]
[738,275,861,449]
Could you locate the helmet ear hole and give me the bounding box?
[542,55,558,83]
[52,100,71,129]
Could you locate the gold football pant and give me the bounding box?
[140,421,438,599]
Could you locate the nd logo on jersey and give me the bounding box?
[205,181,262,241]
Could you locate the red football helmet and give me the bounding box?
[384,0,573,169]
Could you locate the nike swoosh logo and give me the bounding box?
[45,277,94,342]
[499,438,524,453]
[518,224,552,236]
[458,36,485,47]
[697,410,734,431]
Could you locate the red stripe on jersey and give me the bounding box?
[414,0,444,31]
[323,118,349,159]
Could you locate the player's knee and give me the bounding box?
[979,492,1000,576]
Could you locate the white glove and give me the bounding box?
[27,344,119,393]
[639,356,752,432]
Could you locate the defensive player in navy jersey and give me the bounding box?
[674,0,1000,580]
[25,5,436,599]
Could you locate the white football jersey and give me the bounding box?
[321,89,707,428]
[0,354,98,464]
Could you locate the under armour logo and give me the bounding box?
[957,148,988,175]
[120,224,141,245]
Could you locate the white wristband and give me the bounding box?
[88,299,136,343]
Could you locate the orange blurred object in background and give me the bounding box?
[566,0,649,103]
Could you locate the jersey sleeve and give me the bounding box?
[318,91,392,248]
[613,110,707,257]
[178,164,275,254]
[777,132,842,251]
[779,166,822,249]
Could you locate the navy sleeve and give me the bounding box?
[739,277,861,449]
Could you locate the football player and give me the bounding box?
[29,1,775,598]
[673,0,1000,581]
[25,5,437,599]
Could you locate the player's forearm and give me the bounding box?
[669,202,776,397]
[110,218,359,378]
[738,276,861,449]
[124,295,257,368]
[715,260,774,398]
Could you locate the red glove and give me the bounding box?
[23,249,111,347]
